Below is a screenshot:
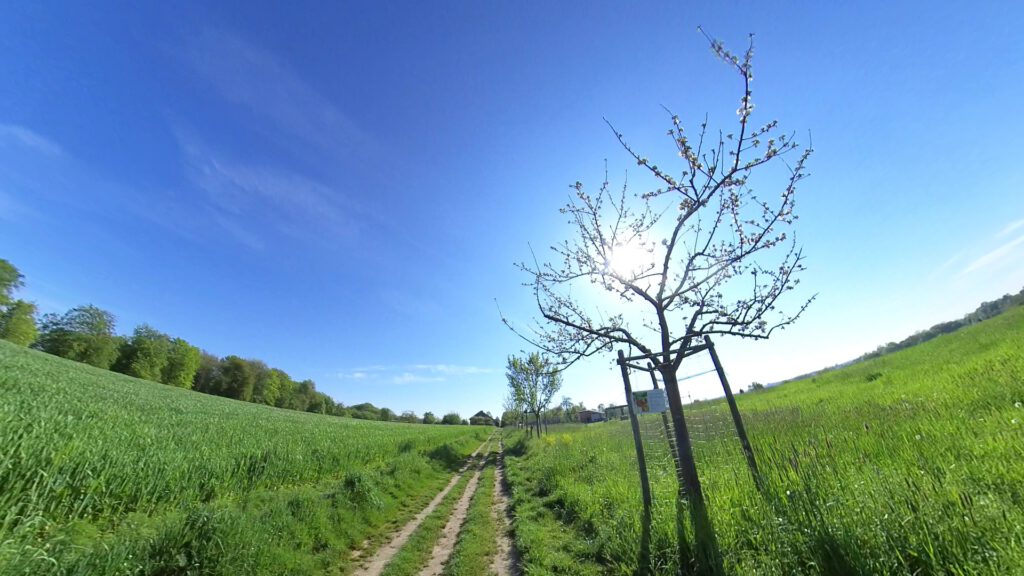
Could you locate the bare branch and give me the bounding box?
[508,30,813,376]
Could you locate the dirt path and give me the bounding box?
[350,435,494,576]
[419,445,491,576]
[489,436,521,576]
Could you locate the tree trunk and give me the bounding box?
[659,367,703,500]
[648,364,681,470]
[660,365,723,575]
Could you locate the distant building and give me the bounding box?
[469,410,496,426]
[577,409,605,424]
[604,404,629,421]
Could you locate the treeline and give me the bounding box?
[500,392,590,432]
[499,401,587,429]
[858,286,1024,362]
[25,301,350,414]
[0,258,467,424]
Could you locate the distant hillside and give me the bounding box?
[856,286,1024,362]
[773,286,1024,386]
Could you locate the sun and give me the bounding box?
[607,241,653,277]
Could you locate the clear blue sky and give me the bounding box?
[2,2,1022,417]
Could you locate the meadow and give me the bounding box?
[0,342,489,575]
[504,306,1024,575]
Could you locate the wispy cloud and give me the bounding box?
[411,364,495,376]
[0,123,63,156]
[960,233,1024,275]
[175,130,357,248]
[170,29,373,250]
[338,365,388,380]
[353,365,390,372]
[392,373,446,384]
[212,212,265,250]
[186,29,363,156]
[997,218,1024,238]
[927,249,966,280]
[0,190,37,221]
[339,363,495,385]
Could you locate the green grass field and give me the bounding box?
[505,306,1024,575]
[0,342,489,575]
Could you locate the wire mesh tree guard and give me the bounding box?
[615,336,762,575]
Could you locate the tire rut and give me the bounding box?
[419,441,491,576]
[350,434,495,576]
[489,435,521,576]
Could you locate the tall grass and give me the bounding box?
[0,342,489,575]
[505,307,1024,575]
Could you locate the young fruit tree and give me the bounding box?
[501,392,527,431]
[505,352,562,437]
[506,31,814,572]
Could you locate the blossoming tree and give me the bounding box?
[507,31,815,572]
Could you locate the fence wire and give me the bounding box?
[627,357,762,508]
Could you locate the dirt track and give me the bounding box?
[350,435,494,576]
[420,446,490,575]
[348,431,520,576]
[490,436,521,576]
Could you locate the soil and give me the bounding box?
[349,436,494,576]
[419,448,490,575]
[489,436,521,576]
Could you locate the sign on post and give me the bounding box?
[631,388,668,414]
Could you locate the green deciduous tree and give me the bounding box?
[192,351,221,393]
[274,372,300,410]
[440,412,462,425]
[162,337,201,388]
[36,305,122,369]
[501,392,526,430]
[0,260,38,347]
[113,324,172,382]
[212,356,256,401]
[0,259,24,307]
[348,402,380,420]
[422,411,438,424]
[253,365,289,406]
[0,300,38,346]
[505,352,561,437]
[306,388,331,414]
[112,325,200,388]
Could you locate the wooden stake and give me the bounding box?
[705,336,763,491]
[618,350,652,575]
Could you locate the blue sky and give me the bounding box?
[2,2,1022,418]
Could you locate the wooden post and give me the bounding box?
[618,350,652,575]
[705,336,762,491]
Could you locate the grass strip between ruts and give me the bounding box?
[441,450,498,576]
[379,446,485,576]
